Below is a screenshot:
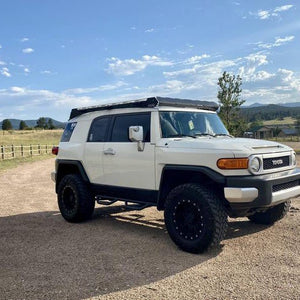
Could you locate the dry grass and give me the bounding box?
[263,117,296,126]
[0,129,63,146]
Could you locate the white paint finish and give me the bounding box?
[83,143,105,183]
[102,142,156,189]
[224,188,259,203]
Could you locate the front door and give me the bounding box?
[102,112,155,190]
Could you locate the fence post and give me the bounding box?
[21,145,24,157]
[30,144,33,156]
[46,144,48,154]
[38,144,41,155]
[11,145,15,158]
[1,145,4,160]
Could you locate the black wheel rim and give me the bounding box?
[62,186,77,213]
[173,199,204,240]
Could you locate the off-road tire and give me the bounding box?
[57,174,95,222]
[248,201,291,225]
[164,183,228,253]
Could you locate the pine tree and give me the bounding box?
[2,119,13,130]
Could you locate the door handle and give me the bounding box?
[104,148,116,155]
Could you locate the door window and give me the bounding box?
[111,113,151,142]
[88,117,111,142]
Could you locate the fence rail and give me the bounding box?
[0,144,55,160]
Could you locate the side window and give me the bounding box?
[61,122,77,142]
[88,117,110,142]
[111,113,151,142]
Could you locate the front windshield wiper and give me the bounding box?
[168,134,197,139]
[194,133,216,137]
[214,133,233,138]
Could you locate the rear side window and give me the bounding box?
[88,117,110,142]
[61,122,77,142]
[111,113,150,142]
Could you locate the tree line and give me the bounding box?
[1,117,57,131]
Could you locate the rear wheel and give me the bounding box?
[57,174,95,222]
[248,201,290,225]
[164,183,228,253]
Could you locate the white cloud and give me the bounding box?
[257,10,270,20]
[1,67,11,77]
[0,60,6,65]
[257,35,295,49]
[21,37,29,42]
[41,70,52,74]
[22,48,34,54]
[145,28,155,33]
[184,54,210,65]
[252,4,294,20]
[274,5,294,13]
[24,68,30,73]
[106,55,173,76]
[0,44,2,49]
[64,81,127,94]
[11,86,25,93]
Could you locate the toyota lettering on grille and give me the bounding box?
[272,159,283,166]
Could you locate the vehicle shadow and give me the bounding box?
[0,205,269,300]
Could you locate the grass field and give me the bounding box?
[0,130,63,173]
[0,129,63,145]
[263,117,296,126]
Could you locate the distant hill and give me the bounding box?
[0,118,65,130]
[241,104,300,123]
[244,102,300,108]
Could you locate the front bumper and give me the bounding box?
[224,168,300,209]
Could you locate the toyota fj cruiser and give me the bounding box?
[51,97,300,253]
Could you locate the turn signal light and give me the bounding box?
[217,158,248,169]
[52,146,59,155]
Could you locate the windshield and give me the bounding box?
[160,111,229,138]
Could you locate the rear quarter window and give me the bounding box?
[61,122,77,142]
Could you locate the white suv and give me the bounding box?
[52,97,300,253]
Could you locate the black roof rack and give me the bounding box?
[69,96,219,119]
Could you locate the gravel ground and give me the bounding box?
[0,158,299,300]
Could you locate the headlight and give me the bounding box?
[249,157,261,173]
[291,152,297,166]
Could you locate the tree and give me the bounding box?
[19,120,28,130]
[47,118,56,130]
[217,71,246,136]
[2,119,13,130]
[36,117,47,129]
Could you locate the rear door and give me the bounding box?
[84,116,111,183]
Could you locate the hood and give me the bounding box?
[157,137,292,156]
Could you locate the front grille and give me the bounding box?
[272,180,299,193]
[263,156,290,170]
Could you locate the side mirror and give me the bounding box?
[129,126,144,151]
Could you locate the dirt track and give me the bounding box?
[0,158,299,300]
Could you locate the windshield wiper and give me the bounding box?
[168,134,197,139]
[194,133,216,137]
[214,133,233,138]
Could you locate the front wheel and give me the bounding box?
[164,183,228,253]
[248,201,290,225]
[57,174,95,222]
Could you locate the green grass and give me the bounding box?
[0,129,63,145]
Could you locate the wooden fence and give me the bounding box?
[0,144,55,160]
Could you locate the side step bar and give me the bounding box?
[96,198,152,211]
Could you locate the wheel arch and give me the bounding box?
[56,159,90,193]
[157,165,226,210]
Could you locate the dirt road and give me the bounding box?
[0,158,299,300]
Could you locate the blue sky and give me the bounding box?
[0,0,299,121]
